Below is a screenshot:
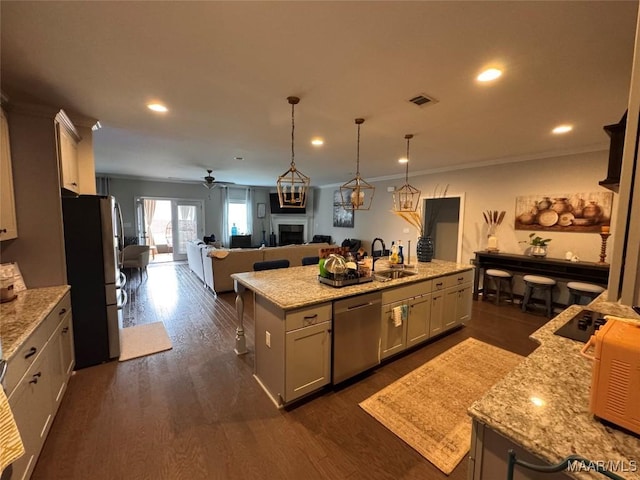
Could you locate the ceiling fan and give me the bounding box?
[202,169,234,189]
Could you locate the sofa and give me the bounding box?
[186,241,332,294]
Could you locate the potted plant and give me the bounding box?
[523,233,552,257]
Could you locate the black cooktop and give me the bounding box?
[553,309,608,343]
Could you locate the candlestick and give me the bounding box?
[598,232,611,264]
[601,225,610,233]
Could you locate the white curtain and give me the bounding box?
[222,187,230,248]
[245,188,253,236]
[143,199,157,246]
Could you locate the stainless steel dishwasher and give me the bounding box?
[333,292,382,384]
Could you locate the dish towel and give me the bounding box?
[0,388,25,473]
[392,305,408,327]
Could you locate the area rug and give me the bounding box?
[359,338,523,475]
[119,322,172,361]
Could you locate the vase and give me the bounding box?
[530,245,547,257]
[417,235,434,262]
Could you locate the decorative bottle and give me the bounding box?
[389,242,399,264]
[231,223,238,235]
[398,241,404,264]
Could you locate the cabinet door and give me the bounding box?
[0,108,18,240]
[285,321,331,402]
[380,302,407,359]
[50,313,75,412]
[456,284,473,325]
[444,287,458,330]
[407,294,431,348]
[8,352,54,480]
[57,119,79,193]
[430,290,445,337]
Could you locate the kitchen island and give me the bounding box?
[468,293,640,479]
[231,259,474,407]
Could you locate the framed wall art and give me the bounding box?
[514,191,613,233]
[333,190,354,228]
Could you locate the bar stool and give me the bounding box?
[483,269,514,306]
[522,275,556,318]
[567,282,605,305]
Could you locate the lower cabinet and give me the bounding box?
[6,291,75,480]
[407,293,431,348]
[380,281,432,359]
[254,298,332,406]
[285,321,331,401]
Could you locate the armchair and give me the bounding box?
[121,245,151,281]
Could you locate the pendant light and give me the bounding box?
[393,134,421,212]
[276,96,310,208]
[339,118,375,210]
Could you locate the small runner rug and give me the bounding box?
[119,322,172,361]
[359,338,523,475]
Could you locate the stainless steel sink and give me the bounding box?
[374,269,417,281]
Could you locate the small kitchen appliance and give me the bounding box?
[580,317,640,435]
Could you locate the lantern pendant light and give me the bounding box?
[393,134,421,212]
[339,118,375,211]
[276,96,310,208]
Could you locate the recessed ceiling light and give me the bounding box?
[147,103,168,113]
[477,68,503,82]
[398,157,408,164]
[311,138,324,146]
[552,125,573,134]
[529,396,546,407]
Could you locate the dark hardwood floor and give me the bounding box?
[33,262,549,480]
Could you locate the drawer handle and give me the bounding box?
[62,326,69,334]
[24,347,37,359]
[436,282,443,287]
[29,372,42,384]
[0,228,7,234]
[303,314,318,320]
[59,308,67,316]
[458,277,464,281]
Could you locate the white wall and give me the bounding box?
[315,150,615,266]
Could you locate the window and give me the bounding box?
[228,202,248,235]
[224,187,253,246]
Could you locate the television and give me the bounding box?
[269,192,306,214]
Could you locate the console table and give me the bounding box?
[472,251,610,301]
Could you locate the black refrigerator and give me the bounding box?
[62,195,126,368]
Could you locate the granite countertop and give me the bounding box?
[0,285,70,361]
[232,259,473,310]
[468,293,640,479]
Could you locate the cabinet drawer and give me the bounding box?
[444,270,474,288]
[381,280,431,305]
[286,303,332,331]
[4,293,71,396]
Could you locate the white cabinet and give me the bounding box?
[6,291,74,480]
[254,298,332,406]
[381,301,408,359]
[407,293,431,348]
[285,320,331,402]
[55,110,81,194]
[380,281,432,359]
[442,271,474,330]
[430,270,474,336]
[0,107,18,240]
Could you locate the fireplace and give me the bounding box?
[271,214,310,245]
[279,224,304,245]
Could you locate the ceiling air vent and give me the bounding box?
[408,94,438,107]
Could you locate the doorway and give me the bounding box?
[135,197,204,263]
[423,194,465,263]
